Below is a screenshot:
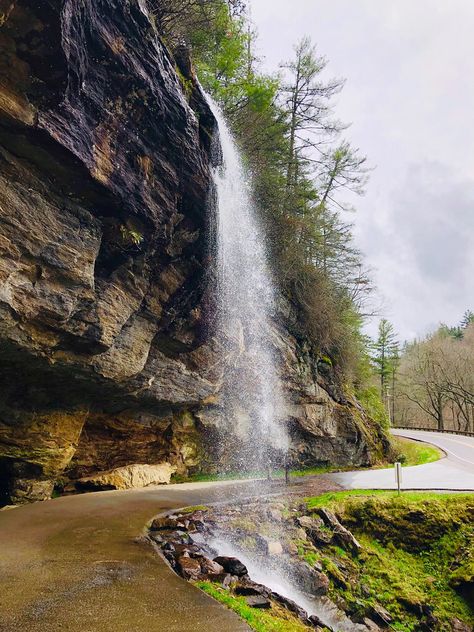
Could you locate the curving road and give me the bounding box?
[0,480,262,632]
[1,431,472,632]
[330,429,474,491]
[0,475,339,632]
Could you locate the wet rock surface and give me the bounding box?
[147,490,473,632]
[148,496,382,632]
[0,0,389,504]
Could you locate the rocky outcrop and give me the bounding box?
[0,0,388,503]
[74,462,176,490]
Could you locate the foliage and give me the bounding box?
[370,319,399,412]
[196,581,315,631]
[151,0,380,390]
[303,491,474,631]
[390,436,441,466]
[356,385,390,429]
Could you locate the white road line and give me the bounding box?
[399,432,474,467]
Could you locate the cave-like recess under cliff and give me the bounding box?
[0,0,388,504]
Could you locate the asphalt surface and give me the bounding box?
[0,480,262,632]
[0,474,340,632]
[330,429,474,491]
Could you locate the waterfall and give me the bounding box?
[206,95,289,471]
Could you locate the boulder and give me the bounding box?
[265,540,283,556]
[200,572,235,588]
[451,618,472,632]
[213,556,248,577]
[271,592,309,621]
[173,544,201,556]
[308,614,327,629]
[297,515,333,545]
[151,516,181,531]
[196,557,224,575]
[177,556,202,581]
[363,619,382,631]
[369,603,393,626]
[298,564,330,596]
[76,463,176,491]
[267,508,283,522]
[245,595,271,609]
[318,508,361,554]
[297,515,319,529]
[284,541,299,556]
[235,580,269,597]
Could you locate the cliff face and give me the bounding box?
[0,0,387,503]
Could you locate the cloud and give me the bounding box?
[357,162,474,339]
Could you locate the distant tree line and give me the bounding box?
[371,312,474,433]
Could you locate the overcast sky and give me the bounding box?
[250,0,474,341]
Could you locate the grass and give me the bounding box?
[306,489,457,510]
[171,437,441,485]
[178,505,209,514]
[171,464,344,484]
[171,470,263,484]
[302,490,474,632]
[391,436,442,466]
[196,581,316,631]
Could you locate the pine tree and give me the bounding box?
[371,319,399,413]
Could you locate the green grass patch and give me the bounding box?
[178,505,209,514]
[195,581,315,631]
[391,436,442,466]
[171,470,266,484]
[171,464,340,485]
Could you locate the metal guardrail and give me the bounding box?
[392,425,474,438]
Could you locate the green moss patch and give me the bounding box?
[302,491,474,631]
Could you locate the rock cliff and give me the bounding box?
[0,0,388,503]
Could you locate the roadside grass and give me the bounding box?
[195,581,318,631]
[178,504,209,514]
[171,437,441,485]
[306,489,473,511]
[171,470,262,484]
[302,491,474,631]
[172,464,356,484]
[391,436,442,466]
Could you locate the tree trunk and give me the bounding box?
[437,392,444,431]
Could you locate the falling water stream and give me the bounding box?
[207,95,288,471]
[202,98,369,632]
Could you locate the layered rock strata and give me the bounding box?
[0,0,387,503]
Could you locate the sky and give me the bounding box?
[250,0,474,341]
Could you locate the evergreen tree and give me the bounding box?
[371,319,399,412]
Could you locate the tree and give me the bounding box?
[279,36,344,194]
[371,319,399,413]
[399,335,446,431]
[461,310,474,329]
[397,321,474,433]
[163,6,377,386]
[278,38,371,313]
[150,0,246,42]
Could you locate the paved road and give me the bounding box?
[0,475,339,632]
[0,480,261,632]
[1,432,471,632]
[330,429,474,491]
